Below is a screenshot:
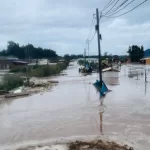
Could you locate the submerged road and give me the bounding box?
[0,62,150,150]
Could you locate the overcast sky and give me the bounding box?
[0,0,149,55]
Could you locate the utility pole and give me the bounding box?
[96,8,102,87]
[86,39,90,59]
[84,48,86,68]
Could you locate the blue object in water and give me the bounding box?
[93,80,109,97]
[101,82,108,93]
[93,80,100,86]
[100,82,109,97]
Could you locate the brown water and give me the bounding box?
[0,62,150,150]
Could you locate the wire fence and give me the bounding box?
[127,65,150,83]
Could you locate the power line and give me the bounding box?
[106,0,129,15]
[101,0,116,12]
[103,0,120,16]
[103,0,148,18]
[84,15,96,50]
[89,31,96,43]
[87,16,95,40]
[106,0,135,16]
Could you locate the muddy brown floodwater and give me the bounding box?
[0,62,150,150]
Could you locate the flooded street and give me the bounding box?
[0,62,150,150]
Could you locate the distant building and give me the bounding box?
[12,60,28,67]
[0,58,28,69]
[37,59,49,65]
[141,49,150,65]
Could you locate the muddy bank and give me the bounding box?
[0,77,59,100]
[68,140,134,150]
[15,140,134,150]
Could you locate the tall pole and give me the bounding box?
[84,48,86,68]
[96,8,102,87]
[86,39,90,59]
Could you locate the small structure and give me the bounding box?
[145,58,150,64]
[0,58,28,69]
[0,58,17,69]
[141,49,150,65]
[140,58,149,65]
[12,60,28,67]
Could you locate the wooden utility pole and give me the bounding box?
[96,8,102,87]
[86,39,90,59]
[84,48,86,68]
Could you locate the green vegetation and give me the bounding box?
[10,62,68,77]
[0,74,23,91]
[0,41,58,59]
[0,62,68,91]
[127,45,144,62]
[77,59,88,66]
[64,54,83,60]
[29,63,67,77]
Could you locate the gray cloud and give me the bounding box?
[0,0,149,55]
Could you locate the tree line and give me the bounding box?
[0,41,144,62]
[0,41,58,59]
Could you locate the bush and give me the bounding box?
[29,63,68,77]
[9,62,68,78]
[0,74,24,91]
[10,66,28,73]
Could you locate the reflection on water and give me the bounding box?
[145,82,147,96]
[0,98,13,108]
[99,97,105,135]
[100,111,103,135]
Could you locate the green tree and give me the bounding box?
[127,45,144,62]
[0,41,58,59]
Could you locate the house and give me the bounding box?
[12,60,28,67]
[140,49,150,65]
[0,58,28,69]
[0,59,14,69]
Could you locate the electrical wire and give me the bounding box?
[106,0,135,16]
[106,0,129,15]
[84,15,96,49]
[101,0,116,12]
[103,0,120,16]
[103,0,148,18]
[89,31,96,43]
[87,16,95,40]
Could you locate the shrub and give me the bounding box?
[1,74,24,91]
[9,62,68,77]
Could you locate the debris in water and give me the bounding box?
[15,140,134,150]
[68,140,134,150]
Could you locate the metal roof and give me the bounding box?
[13,60,28,64]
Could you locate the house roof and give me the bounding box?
[13,60,28,64]
[140,57,150,60]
